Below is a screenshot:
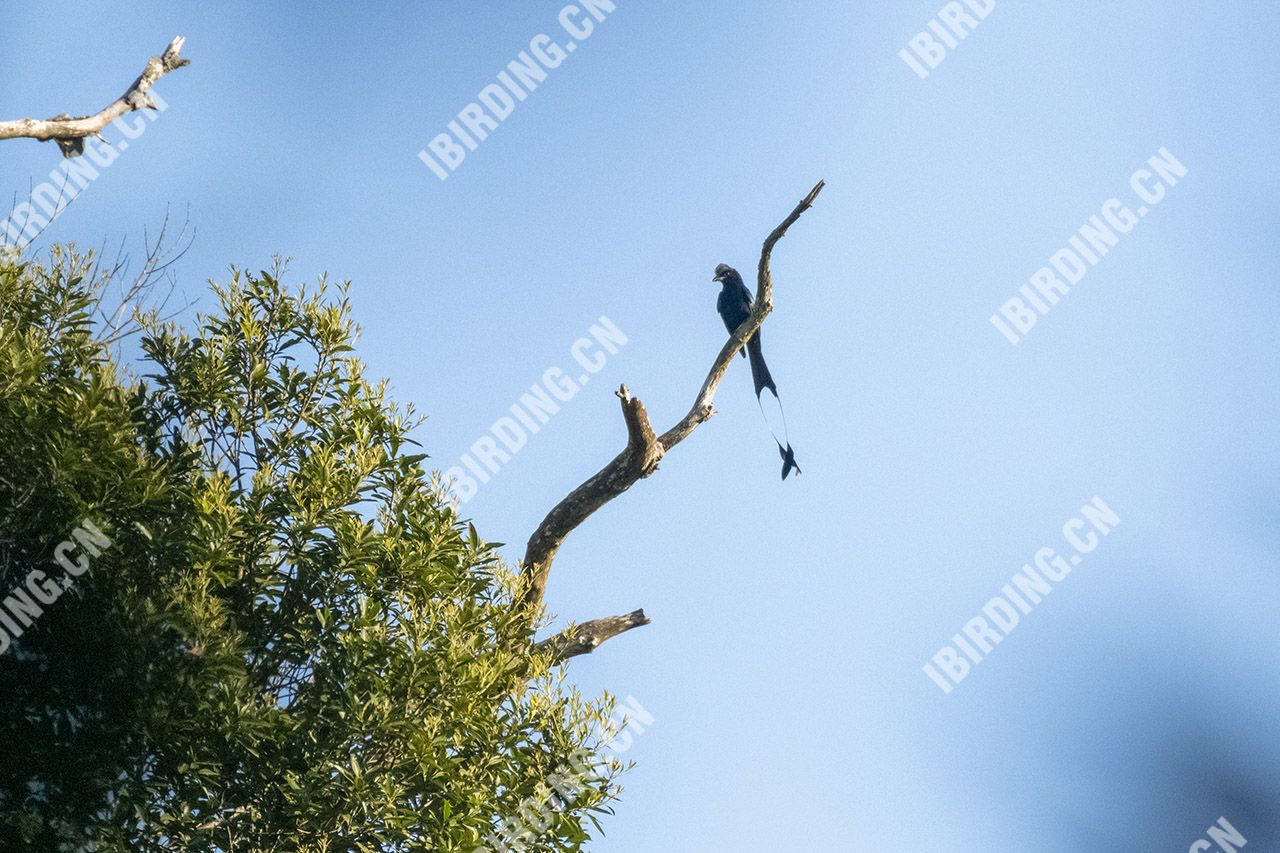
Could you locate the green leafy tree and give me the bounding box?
[0,248,624,851]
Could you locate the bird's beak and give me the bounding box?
[712,274,723,282]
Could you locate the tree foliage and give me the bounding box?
[0,248,623,851]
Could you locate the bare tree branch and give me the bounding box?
[95,207,196,346]
[535,609,651,661]
[0,36,189,156]
[523,179,826,659]
[521,385,664,612]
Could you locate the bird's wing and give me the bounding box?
[717,282,752,333]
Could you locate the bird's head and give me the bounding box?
[713,263,741,285]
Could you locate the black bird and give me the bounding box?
[713,263,801,479]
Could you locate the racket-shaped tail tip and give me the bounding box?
[779,442,801,480]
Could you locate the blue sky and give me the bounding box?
[5,2,1280,850]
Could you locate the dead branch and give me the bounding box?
[0,36,189,156]
[535,610,652,661]
[529,180,826,662]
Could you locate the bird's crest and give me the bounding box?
[713,263,742,284]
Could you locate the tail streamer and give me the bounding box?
[755,389,801,480]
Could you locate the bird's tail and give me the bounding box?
[749,338,799,480]
[746,332,777,398]
[777,440,801,480]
